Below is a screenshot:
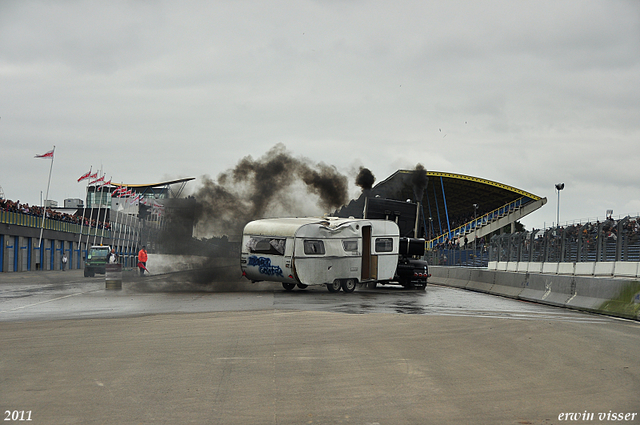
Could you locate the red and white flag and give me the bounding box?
[118,188,132,198]
[77,170,92,182]
[34,149,54,159]
[111,186,125,197]
[129,194,141,205]
[115,187,128,197]
[100,178,112,189]
[89,175,105,185]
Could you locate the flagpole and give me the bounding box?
[125,208,133,267]
[78,166,92,248]
[92,172,103,246]
[99,176,111,245]
[114,183,125,259]
[85,179,97,250]
[38,146,55,249]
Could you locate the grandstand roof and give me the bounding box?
[86,177,196,202]
[336,169,545,235]
[375,170,541,222]
[110,177,195,189]
[414,170,541,220]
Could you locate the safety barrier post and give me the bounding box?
[105,263,122,290]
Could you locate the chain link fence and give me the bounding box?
[426,216,640,267]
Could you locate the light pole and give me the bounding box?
[555,183,564,227]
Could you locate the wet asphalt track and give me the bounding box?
[0,268,616,323]
[1,269,639,425]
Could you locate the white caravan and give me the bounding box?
[240,217,400,292]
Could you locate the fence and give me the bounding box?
[489,217,640,263]
[0,209,111,238]
[426,215,640,268]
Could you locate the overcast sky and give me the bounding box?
[1,0,639,230]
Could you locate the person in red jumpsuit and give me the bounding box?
[137,246,148,276]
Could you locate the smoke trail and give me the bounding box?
[355,167,375,191]
[411,164,428,202]
[193,144,348,237]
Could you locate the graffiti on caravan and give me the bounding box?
[248,256,284,277]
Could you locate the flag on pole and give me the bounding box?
[100,178,112,189]
[119,188,134,198]
[129,193,141,205]
[34,149,54,159]
[111,186,125,197]
[77,170,93,182]
[89,175,105,185]
[35,146,56,248]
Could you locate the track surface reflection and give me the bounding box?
[0,269,614,323]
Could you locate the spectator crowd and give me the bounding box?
[0,198,110,230]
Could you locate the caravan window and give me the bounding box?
[375,238,393,252]
[246,237,286,255]
[342,240,358,252]
[304,240,325,255]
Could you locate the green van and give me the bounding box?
[84,245,111,277]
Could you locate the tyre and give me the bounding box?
[296,283,308,289]
[341,278,357,293]
[366,282,377,289]
[84,268,90,277]
[282,282,296,291]
[326,281,341,293]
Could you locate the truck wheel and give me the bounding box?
[327,281,341,293]
[84,268,90,277]
[296,284,308,289]
[341,279,357,293]
[282,283,296,291]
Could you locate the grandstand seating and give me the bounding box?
[428,216,640,274]
[428,195,546,249]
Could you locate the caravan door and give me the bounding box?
[361,225,374,281]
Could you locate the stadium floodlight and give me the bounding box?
[555,183,565,227]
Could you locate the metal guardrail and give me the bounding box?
[0,209,111,237]
[428,196,529,247]
[425,247,489,267]
[488,217,640,263]
[426,216,640,268]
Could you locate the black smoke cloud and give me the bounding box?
[355,167,375,191]
[411,164,428,202]
[193,144,348,237]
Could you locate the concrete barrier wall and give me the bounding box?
[429,266,640,321]
[574,262,595,276]
[487,261,640,278]
[614,262,639,278]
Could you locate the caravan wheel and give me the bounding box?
[341,279,357,293]
[297,284,308,289]
[282,283,296,291]
[326,281,341,293]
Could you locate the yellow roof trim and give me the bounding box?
[394,170,541,201]
[111,177,195,189]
